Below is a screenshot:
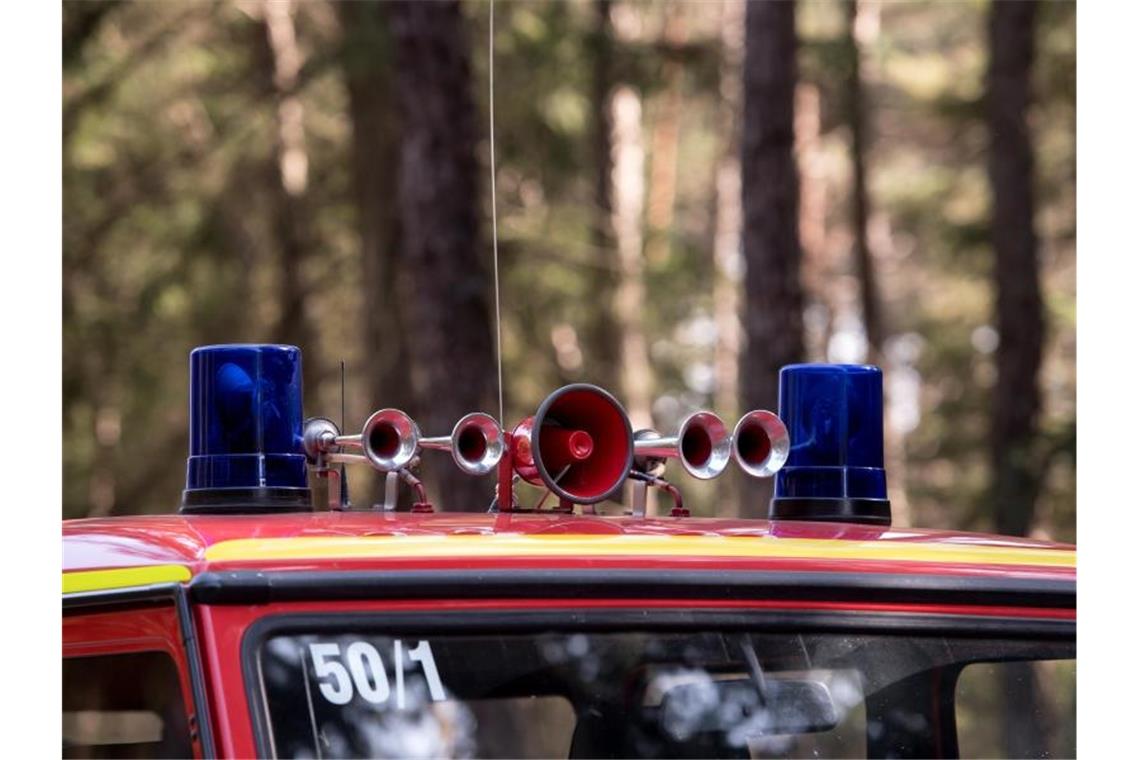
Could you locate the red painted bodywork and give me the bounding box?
[63,512,1075,757]
[63,605,204,758]
[62,512,1075,577]
[195,593,1076,757]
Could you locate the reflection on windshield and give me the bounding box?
[256,630,1073,759]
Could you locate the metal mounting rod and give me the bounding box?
[628,470,688,517]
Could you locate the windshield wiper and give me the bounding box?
[736,635,769,708]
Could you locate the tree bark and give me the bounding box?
[844,0,883,360]
[987,0,1044,538]
[986,1,1047,755]
[843,1,911,525]
[586,0,621,391]
[713,0,745,515]
[610,86,653,431]
[339,1,413,508]
[795,82,832,362]
[390,0,496,511]
[263,0,317,405]
[339,3,412,415]
[740,0,805,516]
[645,7,686,266]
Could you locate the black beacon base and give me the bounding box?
[180,487,314,515]
[768,497,892,527]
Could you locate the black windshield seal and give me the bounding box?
[193,567,1075,609]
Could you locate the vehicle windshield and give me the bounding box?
[253,628,1073,759]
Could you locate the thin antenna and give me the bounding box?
[489,0,505,425]
[338,360,349,507]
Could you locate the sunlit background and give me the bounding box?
[62,0,1074,544]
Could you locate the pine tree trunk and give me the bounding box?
[844,0,883,359]
[339,1,413,507]
[843,1,911,525]
[645,7,686,265]
[263,0,317,405]
[390,0,496,511]
[795,83,831,361]
[610,86,653,431]
[586,0,621,391]
[340,3,412,415]
[986,1,1047,755]
[712,0,745,515]
[739,0,805,516]
[988,1,1044,538]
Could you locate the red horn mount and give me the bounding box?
[499,384,634,511]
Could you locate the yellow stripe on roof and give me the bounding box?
[62,564,192,595]
[204,534,1075,569]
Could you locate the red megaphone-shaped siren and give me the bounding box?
[507,384,634,507]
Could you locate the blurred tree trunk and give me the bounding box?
[844,0,883,360]
[339,1,412,507]
[739,0,804,516]
[796,83,833,361]
[610,86,654,431]
[263,0,318,403]
[645,7,686,265]
[390,0,495,511]
[713,0,745,515]
[843,1,911,525]
[340,1,409,410]
[586,0,621,391]
[986,1,1047,756]
[987,0,1045,560]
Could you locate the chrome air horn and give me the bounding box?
[732,409,790,478]
[419,412,505,476]
[628,411,731,517]
[633,411,732,480]
[303,409,504,511]
[304,409,421,473]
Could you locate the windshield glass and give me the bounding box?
[254,628,1073,759]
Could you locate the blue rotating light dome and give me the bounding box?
[181,344,312,513]
[769,364,891,526]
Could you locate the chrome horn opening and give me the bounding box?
[633,411,731,480]
[732,410,790,478]
[677,411,731,479]
[421,412,505,476]
[360,409,421,472]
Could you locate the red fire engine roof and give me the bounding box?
[62,512,1075,595]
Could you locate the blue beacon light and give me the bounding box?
[181,344,313,513]
[769,364,891,526]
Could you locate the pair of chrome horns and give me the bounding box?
[633,409,790,480]
[304,410,504,476]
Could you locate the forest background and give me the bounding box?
[62,0,1075,546]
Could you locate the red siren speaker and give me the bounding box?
[511,384,634,505]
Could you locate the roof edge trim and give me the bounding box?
[62,564,192,595]
[202,534,1076,569]
[190,568,1076,609]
